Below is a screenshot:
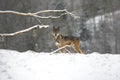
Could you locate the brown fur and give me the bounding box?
[52,26,83,53]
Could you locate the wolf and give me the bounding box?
[52,26,83,53]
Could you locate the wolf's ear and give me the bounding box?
[57,26,60,30]
[53,26,56,30]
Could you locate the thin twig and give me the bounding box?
[34,17,42,24]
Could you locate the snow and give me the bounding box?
[0,49,120,80]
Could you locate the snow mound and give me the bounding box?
[0,49,120,80]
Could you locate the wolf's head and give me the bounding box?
[52,26,61,40]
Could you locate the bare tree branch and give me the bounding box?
[0,10,33,16]
[50,45,72,54]
[0,9,80,19]
[0,25,49,37]
[33,9,66,15]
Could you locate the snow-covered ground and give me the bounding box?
[0,49,120,80]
